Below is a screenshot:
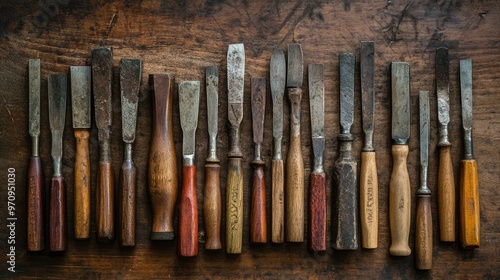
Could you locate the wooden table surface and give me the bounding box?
[1,0,499,278]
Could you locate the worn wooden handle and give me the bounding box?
[120,160,136,247]
[50,176,66,251]
[286,134,305,242]
[389,145,411,256]
[226,157,243,254]
[271,159,285,243]
[309,172,326,252]
[460,159,480,248]
[27,156,44,251]
[438,145,456,242]
[251,162,267,243]
[74,129,91,240]
[179,165,198,257]
[204,163,221,250]
[360,151,378,249]
[416,195,433,270]
[97,161,115,242]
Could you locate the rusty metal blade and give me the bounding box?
[360,41,375,150]
[251,78,266,146]
[270,47,285,142]
[287,43,303,88]
[29,59,41,138]
[308,63,325,169]
[460,59,473,159]
[206,66,219,146]
[227,43,245,127]
[92,47,113,130]
[391,62,410,144]
[179,81,200,161]
[70,66,91,129]
[120,59,143,143]
[340,53,355,135]
[48,74,67,176]
[436,47,450,129]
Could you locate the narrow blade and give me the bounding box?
[460,59,473,131]
[308,64,325,164]
[419,91,429,169]
[270,48,285,140]
[48,74,67,158]
[120,59,143,143]
[29,59,41,137]
[391,62,410,144]
[251,78,266,145]
[206,66,219,140]
[227,44,245,127]
[179,81,200,158]
[436,47,450,128]
[339,53,355,134]
[287,43,303,88]
[92,47,113,129]
[360,42,375,141]
[70,66,91,129]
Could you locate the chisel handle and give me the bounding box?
[309,172,326,252]
[271,159,285,243]
[415,195,433,270]
[438,145,456,242]
[360,151,378,249]
[251,162,267,243]
[97,161,115,242]
[460,159,480,248]
[389,144,411,256]
[50,176,66,251]
[27,156,44,251]
[179,165,198,257]
[74,129,91,240]
[204,162,221,250]
[120,160,136,247]
[226,157,243,254]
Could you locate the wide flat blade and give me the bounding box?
[360,42,375,139]
[391,62,410,144]
[48,74,67,159]
[120,59,143,143]
[308,63,325,164]
[92,47,113,129]
[227,44,245,127]
[270,47,285,140]
[206,66,219,140]
[251,78,266,145]
[28,59,41,137]
[287,43,303,88]
[436,47,450,128]
[460,59,473,131]
[339,53,355,134]
[70,66,91,129]
[419,91,429,169]
[179,81,200,158]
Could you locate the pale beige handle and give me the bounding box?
[360,151,378,249]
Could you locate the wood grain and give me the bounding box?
[415,195,433,270]
[250,162,267,243]
[360,151,378,249]
[96,161,114,242]
[460,159,480,249]
[120,160,136,247]
[271,159,285,243]
[179,165,198,257]
[50,176,66,252]
[203,163,222,250]
[27,156,44,251]
[438,145,456,242]
[309,172,326,252]
[73,129,91,240]
[226,157,244,254]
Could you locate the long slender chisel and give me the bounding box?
[459,59,480,249]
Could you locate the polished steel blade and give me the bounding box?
[287,43,303,88]
[308,63,325,171]
[391,62,410,144]
[227,44,245,127]
[120,59,143,143]
[179,81,200,163]
[70,66,91,129]
[29,59,41,138]
[460,59,473,159]
[270,47,285,142]
[340,53,355,135]
[360,42,375,150]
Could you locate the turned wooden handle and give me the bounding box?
[204,163,221,250]
[271,159,285,243]
[360,151,378,249]
[97,161,115,242]
[251,162,267,243]
[460,159,480,248]
[416,195,433,270]
[286,134,305,242]
[438,145,456,242]
[50,176,66,251]
[226,157,243,254]
[309,172,326,252]
[389,145,411,256]
[74,129,91,240]
[120,160,136,247]
[27,156,44,251]
[179,165,198,257]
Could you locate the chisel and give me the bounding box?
[148,74,178,240]
[226,43,245,254]
[389,62,411,256]
[250,77,267,243]
[48,74,67,251]
[270,47,285,243]
[333,53,358,250]
[459,59,480,249]
[178,81,200,257]
[27,58,44,251]
[308,63,326,252]
[119,59,143,247]
[416,91,433,270]
[70,66,92,240]
[360,41,378,249]
[286,43,305,242]
[204,66,222,250]
[92,47,115,242]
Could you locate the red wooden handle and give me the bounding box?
[179,165,198,257]
[50,176,66,251]
[97,161,115,242]
[204,163,222,250]
[251,163,267,243]
[27,156,44,251]
[120,161,137,247]
[309,172,326,252]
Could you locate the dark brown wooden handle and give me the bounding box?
[204,163,221,250]
[27,156,44,251]
[360,151,378,249]
[50,176,66,251]
[97,161,115,242]
[120,160,136,247]
[416,195,433,270]
[438,145,456,242]
[271,159,284,243]
[309,172,326,252]
[226,157,243,254]
[460,159,480,248]
[179,165,198,257]
[74,129,91,240]
[251,162,267,243]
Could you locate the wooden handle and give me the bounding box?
[27,156,44,251]
[97,161,115,242]
[50,176,66,251]
[438,145,456,242]
[416,195,433,270]
[389,145,411,256]
[460,159,480,248]
[74,129,91,240]
[309,172,326,252]
[286,134,305,242]
[226,157,243,254]
[360,151,378,249]
[179,165,198,257]
[251,162,267,243]
[120,160,136,247]
[271,159,285,243]
[204,163,221,250]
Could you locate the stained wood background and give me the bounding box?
[1,0,499,278]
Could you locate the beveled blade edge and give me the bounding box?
[70,66,92,129]
[360,42,375,135]
[92,47,113,129]
[391,62,411,143]
[206,66,219,139]
[179,81,200,157]
[29,59,41,137]
[339,53,355,134]
[287,43,303,88]
[460,59,473,130]
[48,74,67,132]
[436,47,450,126]
[251,77,266,145]
[270,47,285,140]
[419,91,429,169]
[120,59,143,143]
[308,63,324,139]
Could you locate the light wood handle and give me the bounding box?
[286,133,304,242]
[226,157,243,254]
[460,159,480,248]
[74,129,91,240]
[50,176,66,251]
[309,172,326,252]
[97,161,115,242]
[415,195,433,270]
[389,145,411,256]
[120,160,136,247]
[27,156,44,251]
[179,165,198,257]
[360,151,378,249]
[271,159,285,243]
[438,145,456,242]
[251,162,267,243]
[204,163,221,250]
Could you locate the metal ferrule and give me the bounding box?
[273,137,282,160]
[206,134,218,162]
[338,134,353,158]
[418,167,431,195]
[51,130,63,177]
[392,138,408,145]
[124,143,133,163]
[183,154,195,166]
[312,137,325,173]
[254,143,262,162]
[228,125,242,158]
[362,131,374,152]
[464,128,474,159]
[438,124,450,146]
[31,136,39,157]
